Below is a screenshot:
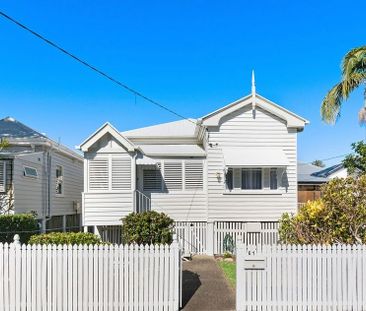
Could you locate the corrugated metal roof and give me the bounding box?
[0,117,46,139]
[297,162,329,184]
[122,119,198,138]
[312,163,344,178]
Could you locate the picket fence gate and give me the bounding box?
[0,236,181,311]
[236,241,366,310]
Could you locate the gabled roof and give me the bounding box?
[312,163,345,178]
[0,117,47,139]
[122,119,199,138]
[297,162,329,184]
[201,94,309,129]
[79,122,135,152]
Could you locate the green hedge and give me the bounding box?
[121,211,174,245]
[29,232,104,245]
[0,214,39,244]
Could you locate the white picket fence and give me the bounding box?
[236,242,366,310]
[214,222,278,255]
[0,237,181,310]
[174,221,207,255]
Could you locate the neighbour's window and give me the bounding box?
[24,166,38,178]
[56,165,63,195]
[0,161,6,192]
[226,168,233,190]
[241,168,262,190]
[143,166,162,192]
[270,168,278,190]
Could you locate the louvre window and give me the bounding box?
[112,157,131,190]
[0,161,5,193]
[89,158,109,190]
[143,166,162,192]
[164,162,182,191]
[185,161,203,190]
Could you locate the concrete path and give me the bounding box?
[181,255,235,311]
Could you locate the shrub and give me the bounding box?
[0,213,39,244]
[279,176,366,244]
[121,211,174,245]
[29,232,104,245]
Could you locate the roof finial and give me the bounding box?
[251,70,256,96]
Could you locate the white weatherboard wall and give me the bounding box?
[83,134,136,226]
[206,106,297,221]
[0,241,181,311]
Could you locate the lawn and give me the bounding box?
[217,260,236,288]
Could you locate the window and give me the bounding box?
[89,158,109,190]
[55,165,63,195]
[0,161,6,192]
[226,168,233,190]
[164,162,183,191]
[24,166,38,178]
[111,157,131,190]
[185,161,203,190]
[143,167,162,192]
[241,168,262,190]
[270,168,278,190]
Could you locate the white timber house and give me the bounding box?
[80,76,308,254]
[0,117,83,231]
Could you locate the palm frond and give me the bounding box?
[342,46,366,79]
[341,72,366,98]
[321,83,344,124]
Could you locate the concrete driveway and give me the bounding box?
[181,255,235,311]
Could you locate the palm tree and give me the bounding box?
[321,46,366,124]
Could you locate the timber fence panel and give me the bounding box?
[237,243,366,310]
[1,239,181,310]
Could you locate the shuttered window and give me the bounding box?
[0,161,5,193]
[112,157,131,190]
[89,158,109,190]
[185,161,203,190]
[143,166,162,192]
[164,162,182,191]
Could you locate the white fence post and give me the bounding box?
[206,221,214,256]
[236,235,245,311]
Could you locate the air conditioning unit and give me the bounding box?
[73,201,81,214]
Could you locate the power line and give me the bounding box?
[0,10,199,127]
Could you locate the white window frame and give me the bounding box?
[225,166,283,194]
[23,166,38,178]
[55,165,64,196]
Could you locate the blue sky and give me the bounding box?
[0,1,365,164]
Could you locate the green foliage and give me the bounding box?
[279,176,366,244]
[321,45,366,124]
[121,211,174,245]
[0,213,39,244]
[223,234,235,254]
[29,232,104,245]
[311,160,325,168]
[218,261,236,288]
[343,141,366,175]
[0,138,9,151]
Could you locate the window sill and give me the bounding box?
[223,189,284,195]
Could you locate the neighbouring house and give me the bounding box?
[0,117,83,231]
[297,162,347,206]
[80,81,308,254]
